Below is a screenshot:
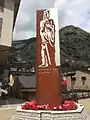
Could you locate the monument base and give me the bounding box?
[15,104,87,120]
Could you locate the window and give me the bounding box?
[0,18,3,37]
[81,77,86,85]
[71,77,76,85]
[0,0,5,12]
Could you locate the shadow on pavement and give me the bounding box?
[0,98,25,107]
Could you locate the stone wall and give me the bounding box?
[15,104,87,120]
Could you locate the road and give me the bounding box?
[0,107,16,120]
[79,98,90,120]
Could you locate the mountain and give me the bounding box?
[9,38,36,69]
[9,25,90,72]
[60,25,90,72]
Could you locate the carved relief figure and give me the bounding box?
[39,10,56,68]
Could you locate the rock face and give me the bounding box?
[15,104,87,120]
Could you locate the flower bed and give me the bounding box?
[15,100,87,120]
[21,100,77,111]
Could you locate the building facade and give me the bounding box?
[67,70,90,91]
[0,0,14,66]
[0,0,14,47]
[0,0,14,97]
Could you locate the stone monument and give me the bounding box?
[15,8,87,120]
[36,8,62,105]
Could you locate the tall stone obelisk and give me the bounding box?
[36,8,62,105]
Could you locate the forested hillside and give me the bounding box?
[9,25,90,72]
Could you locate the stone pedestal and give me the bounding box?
[15,104,87,120]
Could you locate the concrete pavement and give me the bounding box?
[79,98,90,120]
[0,98,90,120]
[0,108,16,120]
[0,98,24,120]
[0,102,21,120]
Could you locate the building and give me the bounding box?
[66,71,90,91]
[0,0,21,98]
[0,0,21,71]
[0,0,14,69]
[66,70,90,99]
[10,75,36,100]
[9,70,90,100]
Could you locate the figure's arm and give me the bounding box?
[48,20,55,47]
[40,21,44,32]
[40,21,46,42]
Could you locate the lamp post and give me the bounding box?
[16,68,19,98]
[88,67,90,97]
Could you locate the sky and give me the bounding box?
[13,0,90,40]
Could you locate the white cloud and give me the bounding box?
[13,0,90,40]
[55,0,90,32]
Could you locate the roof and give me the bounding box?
[19,75,36,89]
[13,0,21,28]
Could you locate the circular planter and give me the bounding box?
[15,104,87,120]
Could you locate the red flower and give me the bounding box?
[21,100,77,111]
[32,105,38,110]
[47,106,52,110]
[62,100,77,110]
[58,105,62,110]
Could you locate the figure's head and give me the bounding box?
[43,10,50,20]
